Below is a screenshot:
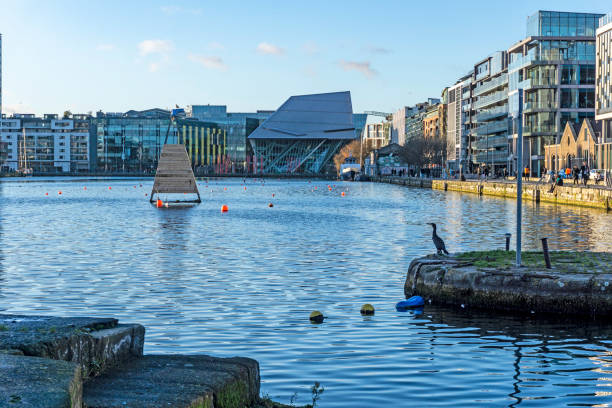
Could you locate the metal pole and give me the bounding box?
[541,237,551,269]
[516,89,523,267]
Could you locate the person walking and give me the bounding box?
[582,162,589,186]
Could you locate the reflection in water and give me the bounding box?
[1,178,611,407]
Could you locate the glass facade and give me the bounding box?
[93,111,223,173]
[508,10,603,176]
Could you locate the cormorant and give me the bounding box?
[427,223,449,255]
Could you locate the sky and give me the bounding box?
[0,0,610,116]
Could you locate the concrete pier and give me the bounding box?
[373,176,612,210]
[405,252,612,318]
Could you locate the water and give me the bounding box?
[1,177,611,407]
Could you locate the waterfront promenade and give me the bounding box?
[373,175,612,210]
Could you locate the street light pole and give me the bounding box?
[516,89,524,267]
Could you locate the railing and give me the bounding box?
[475,105,509,122]
[524,101,558,111]
[473,74,508,97]
[473,91,508,110]
[473,135,509,150]
[600,13,612,27]
[474,121,509,136]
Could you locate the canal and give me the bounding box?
[1,178,611,407]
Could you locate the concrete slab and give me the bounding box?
[0,353,82,408]
[0,315,144,376]
[83,355,260,408]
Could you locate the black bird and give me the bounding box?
[427,223,449,255]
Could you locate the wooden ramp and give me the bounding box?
[150,144,201,203]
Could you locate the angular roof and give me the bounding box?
[248,91,356,140]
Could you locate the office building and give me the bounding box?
[596,13,612,142]
[248,91,356,174]
[392,99,441,146]
[0,113,91,173]
[507,11,603,176]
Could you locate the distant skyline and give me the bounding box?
[0,0,610,116]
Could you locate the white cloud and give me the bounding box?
[188,54,227,71]
[256,42,284,55]
[138,39,174,56]
[96,44,115,51]
[3,103,33,115]
[160,5,202,15]
[339,60,378,78]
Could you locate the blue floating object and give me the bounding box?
[396,296,425,311]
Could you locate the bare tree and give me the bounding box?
[333,139,376,173]
[399,136,445,170]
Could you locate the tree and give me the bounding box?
[333,139,376,174]
[398,136,446,170]
[63,110,72,119]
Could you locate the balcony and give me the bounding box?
[475,105,509,122]
[473,135,509,150]
[474,121,509,136]
[473,74,508,97]
[473,91,508,110]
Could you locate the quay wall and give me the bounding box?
[372,177,612,210]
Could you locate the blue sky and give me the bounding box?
[0,0,610,115]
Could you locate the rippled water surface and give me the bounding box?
[1,178,612,407]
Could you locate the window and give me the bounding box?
[584,129,588,141]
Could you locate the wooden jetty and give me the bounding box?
[150,144,201,203]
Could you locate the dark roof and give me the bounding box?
[248,91,355,140]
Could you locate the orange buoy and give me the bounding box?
[314,186,317,190]
[84,186,87,190]
[268,203,274,207]
[224,187,227,191]
[341,192,345,197]
[58,191,62,195]
[45,192,49,196]
[108,186,112,190]
[156,199,163,208]
[244,186,247,191]
[221,204,229,213]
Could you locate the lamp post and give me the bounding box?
[515,89,524,267]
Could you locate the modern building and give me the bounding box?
[92,109,224,173]
[596,13,612,142]
[507,11,603,176]
[446,72,474,173]
[248,91,356,174]
[471,51,510,173]
[0,113,91,173]
[392,99,440,146]
[185,105,273,171]
[353,113,368,140]
[363,122,390,151]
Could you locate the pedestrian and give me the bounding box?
[573,166,579,185]
[582,162,589,186]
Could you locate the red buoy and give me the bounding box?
[156,199,163,208]
[221,204,229,213]
[108,186,112,190]
[341,192,345,197]
[84,186,87,190]
[268,203,274,208]
[45,192,49,196]
[58,191,62,195]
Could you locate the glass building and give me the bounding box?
[508,11,603,176]
[596,13,612,142]
[93,109,224,173]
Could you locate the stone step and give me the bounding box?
[0,315,145,377]
[0,353,82,408]
[83,355,260,408]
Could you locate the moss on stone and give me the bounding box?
[455,249,609,273]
